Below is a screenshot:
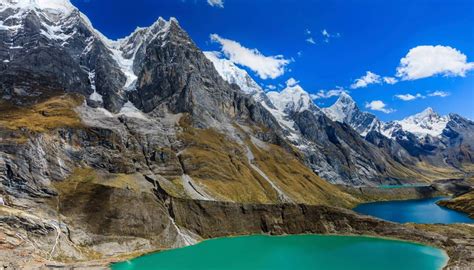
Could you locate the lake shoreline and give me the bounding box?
[40,203,471,270]
[111,234,449,270]
[353,196,473,224]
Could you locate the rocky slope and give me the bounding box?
[0,1,473,268]
[438,191,474,218]
[1,182,473,269]
[206,53,473,185]
[323,92,382,136]
[322,93,474,180]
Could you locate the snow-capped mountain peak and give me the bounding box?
[203,51,263,95]
[394,107,449,138]
[323,92,357,122]
[267,84,314,114]
[322,93,382,136]
[1,0,75,17]
[337,91,356,105]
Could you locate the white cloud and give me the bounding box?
[210,34,291,79]
[395,93,424,101]
[383,76,398,84]
[396,45,474,80]
[350,71,381,89]
[286,78,299,87]
[207,0,224,8]
[428,90,450,97]
[365,100,395,113]
[306,37,316,44]
[321,29,340,43]
[304,29,315,45]
[310,87,347,99]
[322,29,329,38]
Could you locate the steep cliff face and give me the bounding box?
[0,3,361,260]
[0,0,129,111]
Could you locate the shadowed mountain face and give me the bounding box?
[0,1,473,267]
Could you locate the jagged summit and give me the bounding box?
[323,92,356,122]
[388,107,449,138]
[323,92,380,136]
[267,83,314,114]
[203,51,263,95]
[337,91,355,105]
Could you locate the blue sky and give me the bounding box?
[71,0,474,121]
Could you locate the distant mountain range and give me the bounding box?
[205,51,474,185]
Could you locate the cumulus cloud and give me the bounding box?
[350,71,381,89]
[428,90,451,97]
[210,34,291,79]
[310,87,347,99]
[365,100,395,113]
[207,0,224,8]
[395,93,425,101]
[396,45,474,80]
[383,77,398,84]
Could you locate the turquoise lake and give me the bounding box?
[354,197,473,224]
[112,235,447,270]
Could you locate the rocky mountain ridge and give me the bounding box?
[206,52,473,185]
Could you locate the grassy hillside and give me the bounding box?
[177,118,358,208]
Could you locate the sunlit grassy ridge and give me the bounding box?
[178,117,358,207]
[0,94,83,142]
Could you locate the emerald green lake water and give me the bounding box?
[112,235,447,270]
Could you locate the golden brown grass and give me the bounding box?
[249,141,358,207]
[0,94,83,137]
[53,168,153,196]
[177,118,358,207]
[179,122,278,203]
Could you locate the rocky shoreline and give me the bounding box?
[1,179,473,269]
[437,192,474,218]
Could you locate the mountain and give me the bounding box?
[323,92,382,136]
[381,110,474,169]
[205,54,461,185]
[0,1,365,264]
[321,93,474,173]
[381,107,449,139]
